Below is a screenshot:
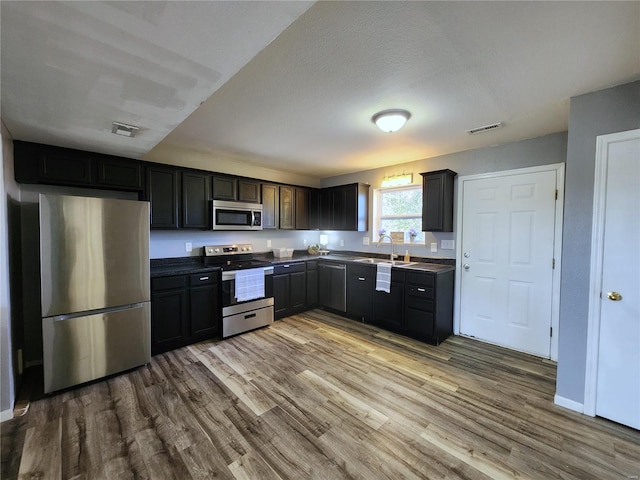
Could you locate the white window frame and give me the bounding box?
[373,185,423,243]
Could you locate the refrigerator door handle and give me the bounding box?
[50,303,147,322]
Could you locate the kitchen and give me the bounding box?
[1,1,640,478]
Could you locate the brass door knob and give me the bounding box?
[607,291,622,301]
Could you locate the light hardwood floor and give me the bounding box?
[2,309,639,479]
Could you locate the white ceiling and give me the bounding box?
[2,1,639,180]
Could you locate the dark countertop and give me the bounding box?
[152,250,455,278]
[150,257,221,278]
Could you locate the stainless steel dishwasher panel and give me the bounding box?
[319,263,346,313]
[43,302,150,393]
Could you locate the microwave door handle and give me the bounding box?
[251,211,256,226]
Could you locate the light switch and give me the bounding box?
[267,240,272,248]
[340,239,345,247]
[185,242,192,253]
[363,237,370,245]
[430,242,437,253]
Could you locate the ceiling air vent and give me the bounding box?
[111,121,140,138]
[466,122,503,135]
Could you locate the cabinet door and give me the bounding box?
[151,278,188,355]
[318,263,346,312]
[279,186,295,229]
[97,157,143,190]
[342,185,358,231]
[147,167,180,229]
[373,280,405,330]
[39,149,94,186]
[332,188,346,230]
[306,261,318,307]
[273,273,290,318]
[238,179,261,203]
[190,283,220,339]
[182,172,211,229]
[319,189,332,230]
[261,183,279,229]
[347,265,374,322]
[421,169,456,232]
[290,270,307,311]
[308,189,321,230]
[212,175,237,201]
[295,188,309,230]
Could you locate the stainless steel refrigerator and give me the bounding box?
[40,194,150,393]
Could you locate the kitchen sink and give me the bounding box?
[353,258,416,266]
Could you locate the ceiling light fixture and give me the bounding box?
[112,121,140,138]
[372,109,411,133]
[381,172,413,188]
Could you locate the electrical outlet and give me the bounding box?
[303,238,308,246]
[340,239,345,247]
[441,239,455,250]
[267,240,272,248]
[185,242,192,252]
[430,242,438,253]
[363,237,370,245]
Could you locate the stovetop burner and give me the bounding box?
[203,244,271,271]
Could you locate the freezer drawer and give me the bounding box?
[43,302,150,393]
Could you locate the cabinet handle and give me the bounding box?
[199,276,209,281]
[358,277,366,281]
[283,265,290,268]
[417,287,426,292]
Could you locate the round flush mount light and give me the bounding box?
[371,109,411,133]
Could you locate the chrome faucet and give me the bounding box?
[377,233,397,262]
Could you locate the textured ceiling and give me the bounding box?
[2,1,639,180]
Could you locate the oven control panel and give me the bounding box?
[204,244,253,256]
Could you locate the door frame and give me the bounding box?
[454,163,565,361]
[583,128,640,417]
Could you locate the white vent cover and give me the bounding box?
[466,122,503,135]
[111,121,140,138]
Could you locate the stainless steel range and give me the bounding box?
[203,244,274,338]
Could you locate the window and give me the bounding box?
[374,185,423,243]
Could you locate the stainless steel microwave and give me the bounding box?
[212,200,263,230]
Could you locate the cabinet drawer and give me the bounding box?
[306,260,318,271]
[152,275,186,291]
[274,262,305,275]
[406,272,435,287]
[406,284,434,300]
[189,272,218,286]
[348,264,375,279]
[406,295,434,312]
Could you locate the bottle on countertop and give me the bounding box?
[404,250,410,262]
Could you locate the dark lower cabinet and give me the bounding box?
[306,260,318,307]
[318,262,347,313]
[273,262,306,319]
[346,264,374,322]
[373,269,405,330]
[151,271,221,355]
[404,270,454,344]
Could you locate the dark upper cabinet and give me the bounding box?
[212,175,237,201]
[97,157,143,190]
[318,183,369,231]
[147,166,180,229]
[182,171,211,229]
[295,188,310,230]
[308,189,321,230]
[279,186,295,230]
[14,141,144,192]
[261,183,279,229]
[238,179,261,203]
[421,169,456,232]
[346,264,374,322]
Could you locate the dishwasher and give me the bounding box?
[318,262,346,313]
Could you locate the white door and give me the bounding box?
[591,129,640,429]
[459,169,557,357]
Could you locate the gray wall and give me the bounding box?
[556,80,640,404]
[322,132,568,258]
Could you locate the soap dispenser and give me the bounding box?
[404,250,410,262]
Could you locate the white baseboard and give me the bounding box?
[0,408,14,423]
[554,394,585,414]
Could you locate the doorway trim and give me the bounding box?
[583,128,640,417]
[453,163,565,361]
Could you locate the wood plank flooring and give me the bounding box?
[2,309,639,479]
